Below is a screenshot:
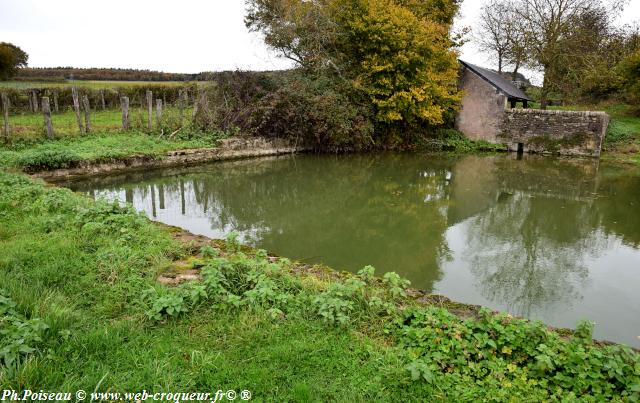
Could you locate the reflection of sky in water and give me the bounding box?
[95,184,267,244]
[72,154,640,347]
[438,219,639,347]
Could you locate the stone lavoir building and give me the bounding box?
[455,60,609,158]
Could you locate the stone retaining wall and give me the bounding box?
[33,137,311,180]
[501,109,609,157]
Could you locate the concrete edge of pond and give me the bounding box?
[156,221,638,352]
[29,137,313,181]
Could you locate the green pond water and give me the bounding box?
[60,153,640,347]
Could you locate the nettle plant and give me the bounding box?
[143,246,408,327]
[390,307,640,400]
[0,291,49,367]
[144,247,301,321]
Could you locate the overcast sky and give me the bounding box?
[1,0,638,82]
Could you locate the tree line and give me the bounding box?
[14,67,198,82]
[12,68,263,82]
[475,0,640,108]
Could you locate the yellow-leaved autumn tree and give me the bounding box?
[332,0,461,125]
[246,0,461,135]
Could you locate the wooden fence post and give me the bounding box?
[146,90,153,130]
[178,89,184,124]
[82,95,91,133]
[1,93,9,143]
[71,87,84,133]
[155,99,162,127]
[32,90,38,113]
[121,96,129,130]
[42,97,54,139]
[100,90,106,110]
[53,91,59,112]
[192,90,200,122]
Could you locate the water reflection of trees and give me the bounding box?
[593,165,640,248]
[462,156,611,317]
[65,154,640,305]
[191,155,454,291]
[71,155,461,292]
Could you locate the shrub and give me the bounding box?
[251,75,374,151]
[419,129,507,152]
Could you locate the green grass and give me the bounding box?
[1,173,638,399]
[0,104,222,172]
[0,131,219,171]
[3,106,196,140]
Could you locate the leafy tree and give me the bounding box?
[246,0,461,142]
[0,42,28,80]
[475,0,529,80]
[493,0,629,108]
[618,49,640,113]
[550,5,639,102]
[474,0,640,105]
[332,0,461,125]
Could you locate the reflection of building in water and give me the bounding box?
[64,154,640,322]
[447,154,601,226]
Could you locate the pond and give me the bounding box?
[59,153,640,347]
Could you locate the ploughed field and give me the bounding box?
[58,153,640,348]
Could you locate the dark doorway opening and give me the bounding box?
[517,143,524,154]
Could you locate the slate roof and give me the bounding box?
[459,60,531,101]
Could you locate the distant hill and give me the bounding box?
[15,67,199,82]
[14,67,291,83]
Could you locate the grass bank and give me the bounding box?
[0,173,638,400]
[0,131,222,172]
